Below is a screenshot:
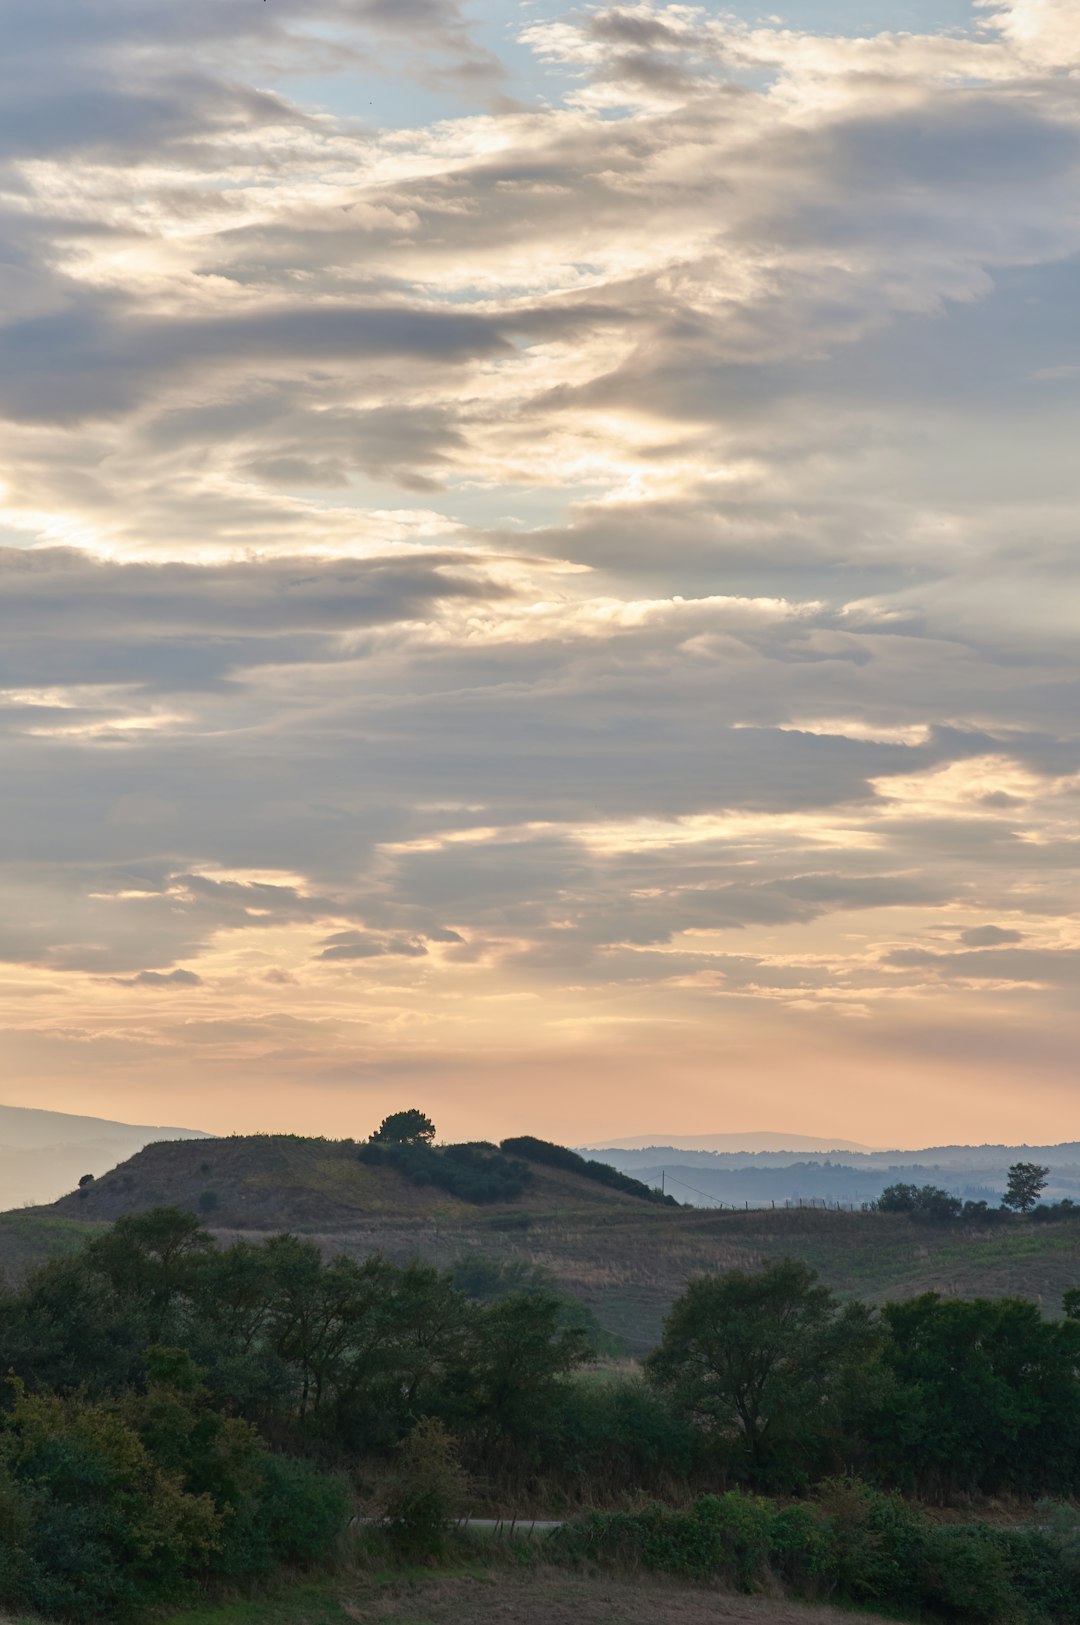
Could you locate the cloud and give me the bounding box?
[959,925,1025,947]
[108,969,203,988]
[0,0,1078,1142]
[318,932,429,960]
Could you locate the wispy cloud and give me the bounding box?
[0,0,1077,1142]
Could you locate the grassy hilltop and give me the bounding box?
[14,1131,1080,1352]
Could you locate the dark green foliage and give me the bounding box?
[500,1135,678,1205]
[449,1254,623,1357]
[877,1182,962,1220]
[550,1492,772,1589]
[378,1417,469,1558]
[127,1349,350,1580]
[646,1258,881,1487]
[551,1484,1080,1623]
[358,1139,532,1204]
[1004,1161,1050,1213]
[869,1293,1080,1497]
[78,1173,94,1188]
[546,1376,701,1492]
[0,1381,220,1623]
[455,1290,595,1465]
[370,1108,436,1147]
[197,1190,219,1213]
[13,1185,1080,1621]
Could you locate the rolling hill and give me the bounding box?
[0,1103,208,1209]
[18,1132,1080,1354]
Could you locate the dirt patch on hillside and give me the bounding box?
[350,1571,888,1625]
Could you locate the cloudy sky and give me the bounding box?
[1,0,1078,1146]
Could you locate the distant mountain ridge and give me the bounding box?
[0,1104,209,1209]
[581,1137,1080,1209]
[582,1132,877,1153]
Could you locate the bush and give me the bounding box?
[212,1448,350,1578]
[500,1136,677,1205]
[197,1190,219,1214]
[549,1492,772,1588]
[123,1349,350,1584]
[550,1484,1078,1623]
[0,1384,220,1622]
[919,1525,1016,1620]
[876,1183,962,1221]
[358,1140,532,1204]
[378,1417,468,1558]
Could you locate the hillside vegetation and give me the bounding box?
[7,1183,1080,1622]
[25,1130,1080,1353]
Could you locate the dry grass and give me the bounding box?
[18,1134,1080,1354]
[347,1570,893,1625]
[154,1568,902,1625]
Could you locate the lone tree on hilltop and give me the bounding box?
[371,1108,436,1148]
[1003,1161,1049,1214]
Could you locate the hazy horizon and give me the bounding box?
[1,0,1078,1146]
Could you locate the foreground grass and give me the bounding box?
[159,1567,901,1625]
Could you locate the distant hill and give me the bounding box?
[20,1130,1080,1355]
[587,1139,1080,1209]
[0,1103,208,1209]
[41,1133,663,1230]
[582,1132,876,1153]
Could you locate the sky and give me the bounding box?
[0,0,1078,1147]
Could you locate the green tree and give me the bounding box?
[371,1108,436,1147]
[870,1294,1080,1496]
[459,1290,592,1460]
[1003,1162,1049,1213]
[646,1259,879,1484]
[877,1183,961,1221]
[0,1381,220,1622]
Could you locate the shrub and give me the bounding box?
[378,1418,468,1559]
[919,1525,1016,1620]
[549,1492,771,1588]
[500,1136,677,1205]
[197,1190,219,1214]
[550,1484,1072,1623]
[358,1140,532,1204]
[0,1384,220,1623]
[876,1183,962,1221]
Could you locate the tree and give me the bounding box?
[371,1109,436,1148]
[1002,1162,1049,1214]
[78,1173,95,1188]
[646,1259,879,1484]
[871,1293,1080,1496]
[876,1184,961,1221]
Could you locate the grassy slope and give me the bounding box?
[0,1211,106,1283]
[45,1136,649,1229]
[22,1135,1080,1352]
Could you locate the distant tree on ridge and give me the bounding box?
[371,1108,436,1148]
[1003,1161,1049,1213]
